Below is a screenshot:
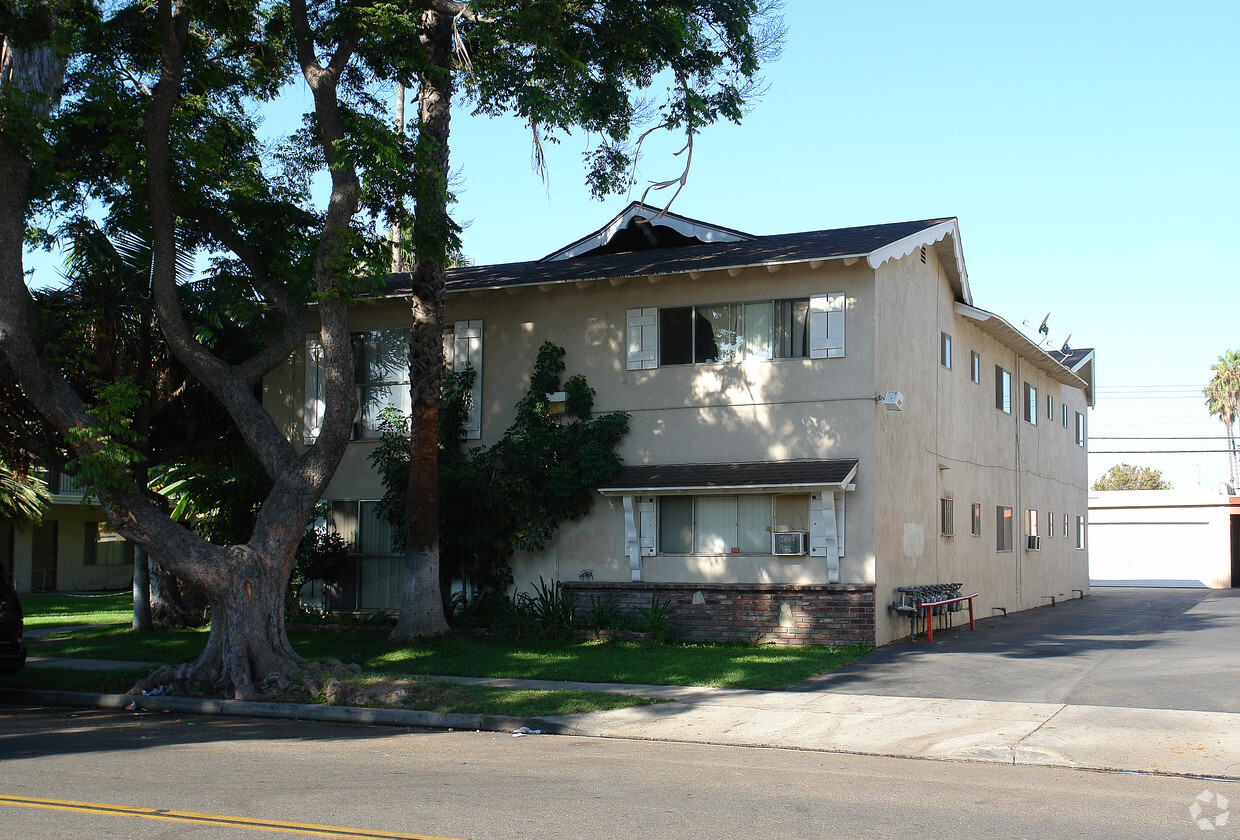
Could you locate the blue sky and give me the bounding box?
[25,1,1239,489]
[439,1,1239,491]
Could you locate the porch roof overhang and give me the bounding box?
[597,459,860,496]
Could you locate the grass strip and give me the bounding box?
[20,592,133,629]
[25,624,868,690]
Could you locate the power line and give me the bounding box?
[1091,450,1234,455]
[1091,436,1231,441]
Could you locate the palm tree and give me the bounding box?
[0,459,49,525]
[1204,350,1240,488]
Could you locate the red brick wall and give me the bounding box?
[561,582,876,647]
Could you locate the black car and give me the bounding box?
[0,565,26,675]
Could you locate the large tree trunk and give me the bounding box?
[391,9,452,641]
[135,546,303,698]
[1,1,360,700]
[149,557,207,628]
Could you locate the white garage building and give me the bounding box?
[1088,490,1239,588]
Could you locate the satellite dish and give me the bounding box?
[1038,313,1050,337]
[1060,333,1072,354]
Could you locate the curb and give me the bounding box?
[0,688,570,736]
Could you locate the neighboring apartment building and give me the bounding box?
[1,471,133,594]
[265,203,1095,646]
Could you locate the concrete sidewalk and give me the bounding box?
[436,675,1240,780]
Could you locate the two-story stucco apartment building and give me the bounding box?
[265,203,1095,646]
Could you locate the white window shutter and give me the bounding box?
[304,337,325,445]
[809,491,841,583]
[453,320,483,439]
[809,293,845,359]
[637,498,656,556]
[623,496,654,581]
[626,308,658,370]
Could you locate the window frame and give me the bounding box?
[940,498,954,536]
[970,503,982,536]
[970,351,980,384]
[996,505,1013,552]
[629,293,845,370]
[1075,412,1086,447]
[657,494,774,556]
[995,366,1012,414]
[1023,382,1038,425]
[1076,515,1086,549]
[940,332,952,370]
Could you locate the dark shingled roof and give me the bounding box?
[1047,347,1094,370]
[380,218,955,296]
[598,459,860,493]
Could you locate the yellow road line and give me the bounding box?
[0,794,470,840]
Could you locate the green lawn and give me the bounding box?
[24,623,867,690]
[13,592,870,701]
[20,592,134,628]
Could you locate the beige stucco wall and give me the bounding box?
[262,242,1092,645]
[265,260,882,593]
[4,500,132,594]
[871,244,1090,644]
[1088,490,1236,588]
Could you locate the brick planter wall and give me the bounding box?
[561,582,876,647]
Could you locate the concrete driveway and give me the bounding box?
[795,587,1240,713]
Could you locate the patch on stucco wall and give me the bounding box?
[903,522,925,559]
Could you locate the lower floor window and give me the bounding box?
[659,494,772,554]
[1076,515,1086,549]
[84,522,131,566]
[323,500,402,611]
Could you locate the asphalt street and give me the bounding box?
[1,704,1232,840]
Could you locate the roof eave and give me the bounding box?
[868,219,972,305]
[954,302,1088,390]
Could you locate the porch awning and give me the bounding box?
[597,459,859,495]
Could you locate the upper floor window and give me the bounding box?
[995,366,1012,413]
[1075,412,1086,447]
[940,498,954,536]
[996,505,1013,551]
[1046,394,1054,422]
[353,330,412,440]
[970,502,982,536]
[940,333,952,369]
[627,293,844,370]
[970,351,980,383]
[1023,382,1038,425]
[305,321,483,444]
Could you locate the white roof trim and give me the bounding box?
[868,219,972,304]
[543,202,752,262]
[955,302,1088,389]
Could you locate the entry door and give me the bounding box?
[1231,515,1239,588]
[32,522,58,591]
[0,520,12,576]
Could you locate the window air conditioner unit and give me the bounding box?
[1026,535,1041,551]
[773,531,809,556]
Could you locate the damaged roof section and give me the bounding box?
[382,213,963,298]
